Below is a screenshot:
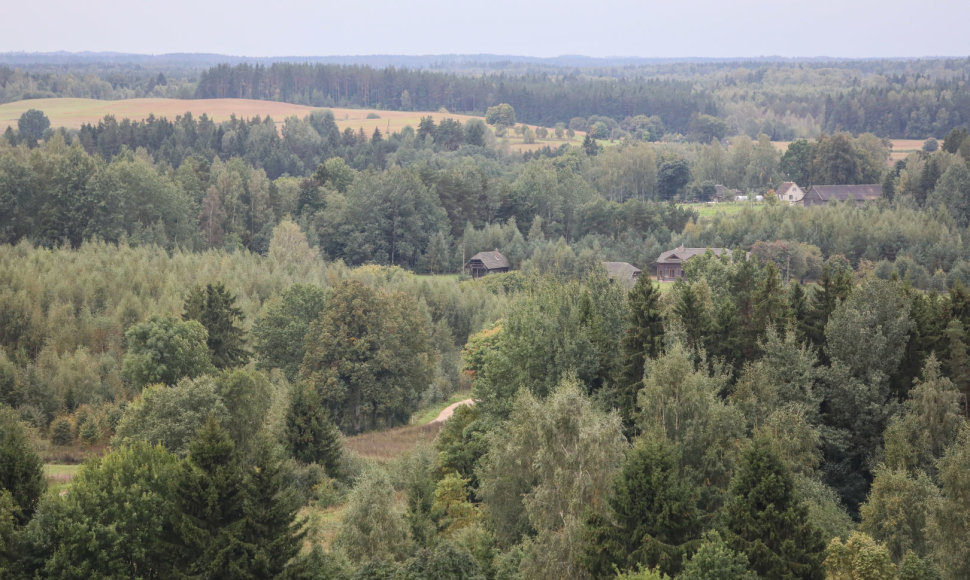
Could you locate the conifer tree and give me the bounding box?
[722,438,826,580]
[805,257,853,354]
[0,406,44,525]
[173,417,246,577]
[238,436,304,578]
[583,438,703,577]
[285,384,343,477]
[617,275,664,430]
[183,282,250,369]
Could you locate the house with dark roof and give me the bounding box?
[603,262,641,287]
[655,246,735,281]
[464,250,510,278]
[776,182,806,204]
[801,184,882,206]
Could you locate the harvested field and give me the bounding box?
[0,98,568,152]
[772,138,937,165]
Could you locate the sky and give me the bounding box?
[3,0,969,59]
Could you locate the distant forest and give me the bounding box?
[4,54,970,138]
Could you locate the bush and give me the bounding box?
[366,112,381,119]
[79,418,101,445]
[50,416,74,445]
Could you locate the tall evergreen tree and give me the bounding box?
[722,438,826,580]
[583,438,703,577]
[805,257,853,355]
[284,384,343,476]
[173,417,246,577]
[238,436,305,578]
[674,282,711,358]
[183,282,250,369]
[616,275,664,430]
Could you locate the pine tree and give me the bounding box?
[617,275,665,431]
[722,438,826,580]
[183,282,250,369]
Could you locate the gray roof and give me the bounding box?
[466,250,510,270]
[806,184,882,202]
[656,246,733,264]
[776,182,798,196]
[603,262,641,278]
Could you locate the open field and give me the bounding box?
[344,422,443,462]
[680,201,766,219]
[0,97,573,152]
[772,138,935,165]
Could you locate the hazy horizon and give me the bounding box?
[4,0,969,59]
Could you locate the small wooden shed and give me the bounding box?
[464,250,510,278]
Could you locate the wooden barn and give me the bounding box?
[801,184,882,206]
[655,246,734,280]
[464,250,510,278]
[603,262,642,287]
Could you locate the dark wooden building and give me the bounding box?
[655,246,734,281]
[464,250,510,278]
[603,262,641,287]
[801,184,882,206]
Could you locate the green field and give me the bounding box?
[681,202,766,219]
[44,463,82,495]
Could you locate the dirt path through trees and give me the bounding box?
[432,399,475,423]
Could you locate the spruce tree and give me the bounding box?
[674,282,710,357]
[722,438,825,580]
[183,282,250,369]
[583,438,702,577]
[617,275,664,430]
[174,417,246,577]
[238,436,304,578]
[806,257,853,354]
[285,384,343,477]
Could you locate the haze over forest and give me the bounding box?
[2,12,970,580]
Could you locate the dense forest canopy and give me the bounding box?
[3,53,970,578]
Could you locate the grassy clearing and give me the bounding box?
[344,422,443,462]
[301,503,345,551]
[411,390,473,426]
[681,202,766,219]
[44,463,81,495]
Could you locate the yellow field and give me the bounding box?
[0,97,572,152]
[772,138,936,165]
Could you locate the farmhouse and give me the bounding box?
[800,184,882,206]
[464,250,510,278]
[776,182,806,204]
[655,246,735,281]
[603,262,641,286]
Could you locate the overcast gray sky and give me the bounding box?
[4,0,969,58]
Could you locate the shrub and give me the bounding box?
[50,416,74,445]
